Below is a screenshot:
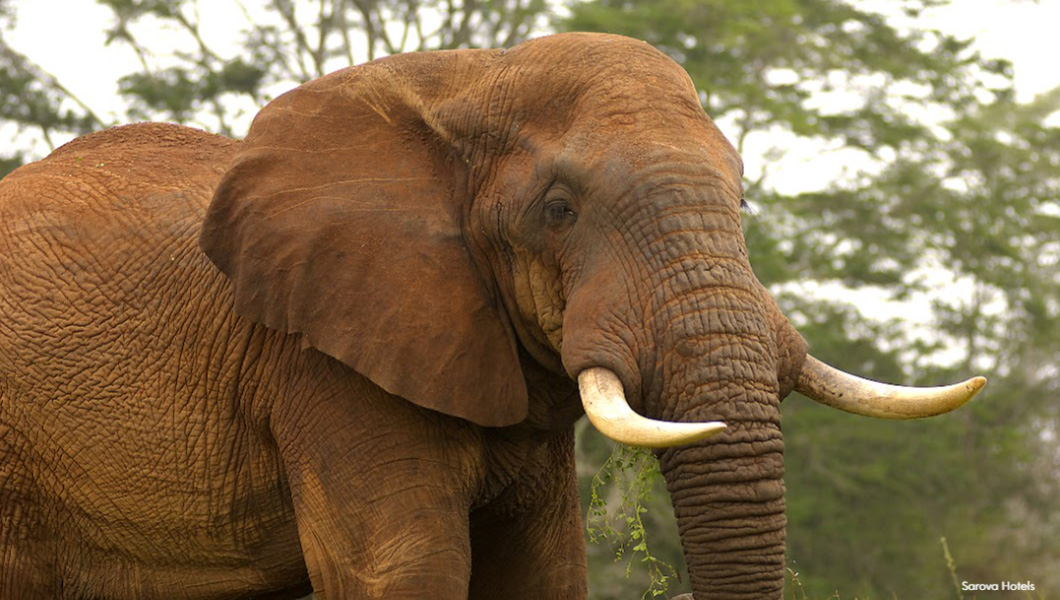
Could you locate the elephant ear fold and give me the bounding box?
[200,54,528,427]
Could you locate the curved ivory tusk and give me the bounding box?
[578,368,726,447]
[795,355,987,419]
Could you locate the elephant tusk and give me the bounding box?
[578,368,726,447]
[795,355,987,419]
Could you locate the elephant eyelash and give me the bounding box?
[544,198,577,225]
[740,198,756,215]
[541,183,578,227]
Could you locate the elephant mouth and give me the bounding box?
[579,357,987,447]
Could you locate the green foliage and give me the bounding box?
[560,0,994,153]
[0,153,24,178]
[941,538,966,600]
[585,442,680,599]
[0,0,550,154]
[773,88,1060,593]
[118,59,265,123]
[0,7,102,173]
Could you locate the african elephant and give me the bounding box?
[0,33,984,600]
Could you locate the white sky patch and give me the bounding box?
[8,0,1060,124]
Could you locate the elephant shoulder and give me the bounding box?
[0,123,238,244]
[0,124,242,365]
[3,122,237,204]
[0,123,240,316]
[48,122,235,160]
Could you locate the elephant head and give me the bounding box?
[200,33,984,599]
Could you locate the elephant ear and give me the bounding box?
[200,52,528,427]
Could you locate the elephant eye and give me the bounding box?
[544,197,577,227]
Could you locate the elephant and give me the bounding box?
[0,32,985,600]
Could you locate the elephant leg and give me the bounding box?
[0,533,55,599]
[468,431,587,600]
[269,375,482,599]
[0,425,55,598]
[0,557,50,599]
[290,490,473,599]
[0,513,55,596]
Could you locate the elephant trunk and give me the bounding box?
[655,312,788,600]
[578,368,787,600]
[659,422,786,600]
[646,272,790,599]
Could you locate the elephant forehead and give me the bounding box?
[505,33,692,88]
[549,125,744,194]
[503,37,702,121]
[490,35,742,179]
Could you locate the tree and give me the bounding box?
[0,0,104,174]
[0,0,549,175]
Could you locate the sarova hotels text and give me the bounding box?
[961,581,1036,591]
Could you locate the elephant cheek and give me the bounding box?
[511,254,567,354]
[528,258,566,351]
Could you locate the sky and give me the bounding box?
[7,0,1060,130]
[906,0,1060,103]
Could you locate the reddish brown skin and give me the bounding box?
[0,34,806,599]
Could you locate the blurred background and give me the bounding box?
[2,0,1056,597]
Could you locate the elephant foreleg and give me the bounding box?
[0,548,52,600]
[0,527,55,600]
[269,375,483,599]
[0,422,57,599]
[468,431,588,600]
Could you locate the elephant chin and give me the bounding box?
[577,356,986,448]
[577,368,725,447]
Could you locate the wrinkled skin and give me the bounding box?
[0,34,810,599]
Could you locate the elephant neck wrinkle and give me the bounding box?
[516,353,583,432]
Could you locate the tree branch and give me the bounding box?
[271,0,314,80]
